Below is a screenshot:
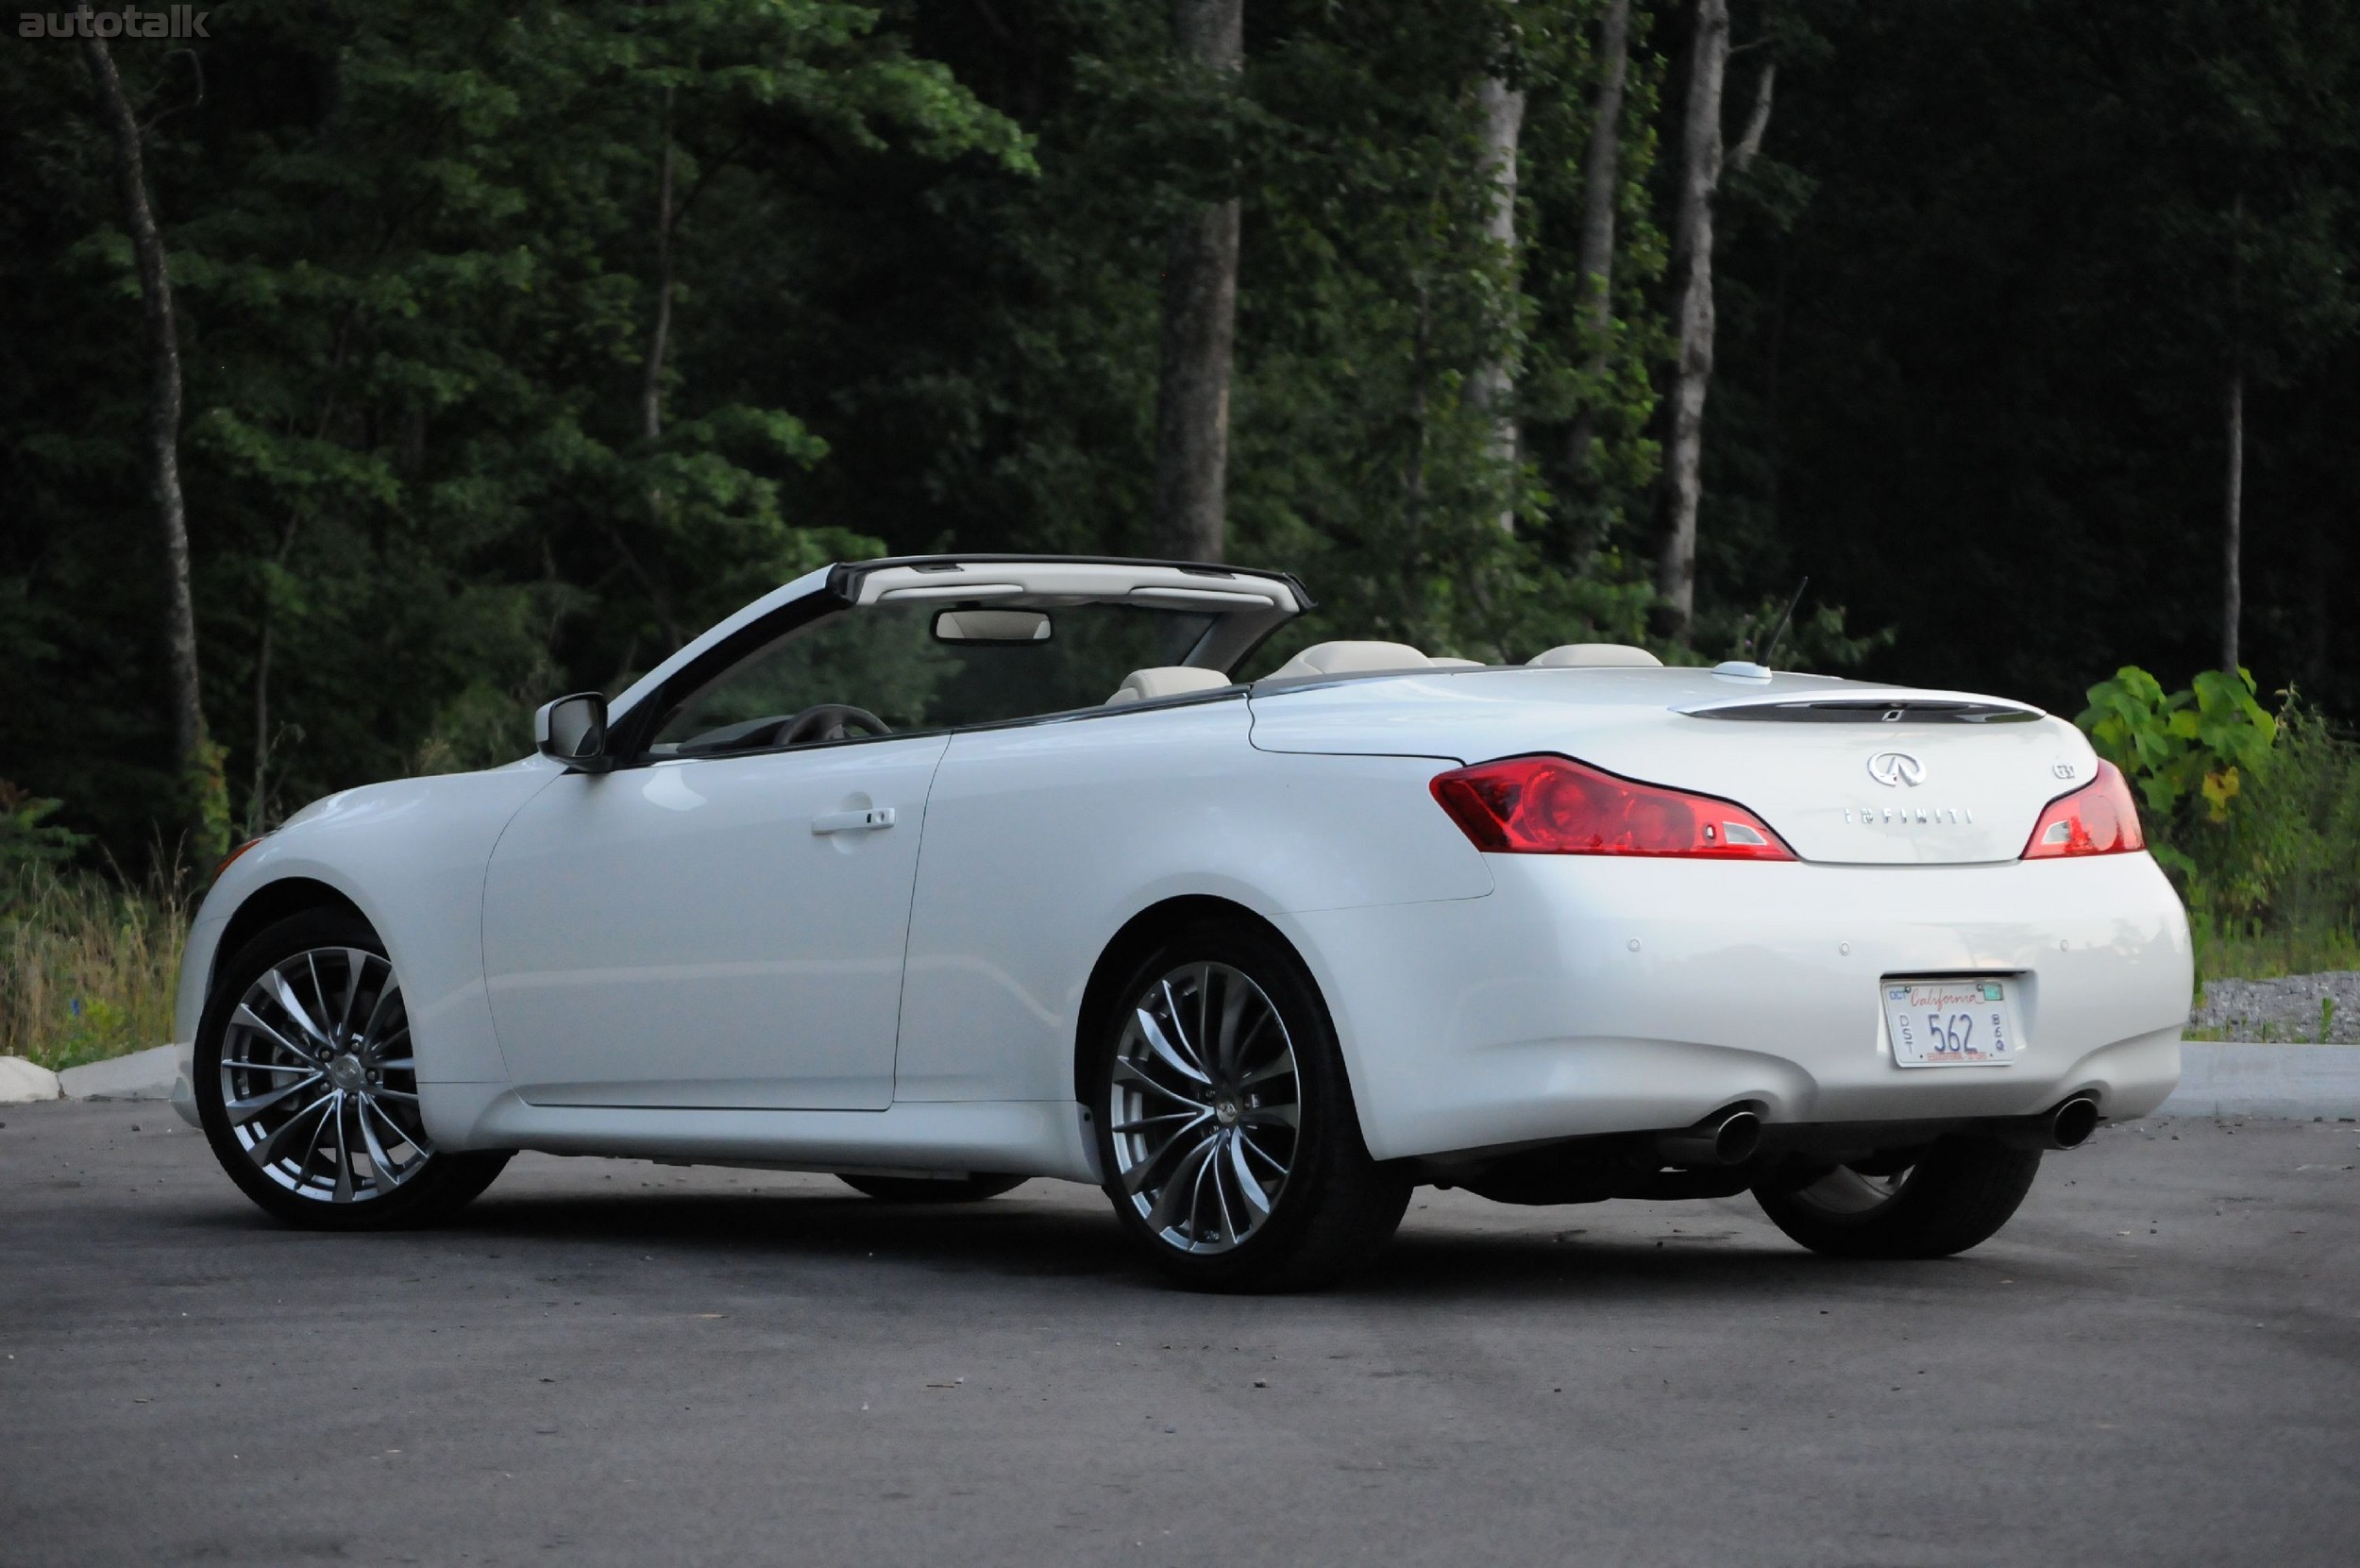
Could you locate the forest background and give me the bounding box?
[5,1,2358,1062]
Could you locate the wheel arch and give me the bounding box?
[208,877,373,1003]
[1071,895,1328,1107]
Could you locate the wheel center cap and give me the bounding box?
[1215,1099,1240,1126]
[329,1054,366,1092]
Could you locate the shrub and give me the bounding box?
[2080,669,2360,977]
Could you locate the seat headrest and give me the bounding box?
[1105,666,1233,706]
[1526,643,1663,668]
[1266,640,1433,680]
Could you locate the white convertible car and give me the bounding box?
[171,555,2188,1290]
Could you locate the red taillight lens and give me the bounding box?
[2021,760,2146,858]
[1428,754,1795,859]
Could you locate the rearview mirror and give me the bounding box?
[535,692,613,773]
[933,608,1051,644]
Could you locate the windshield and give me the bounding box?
[648,600,1224,758]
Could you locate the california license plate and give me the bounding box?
[1883,977,2021,1068]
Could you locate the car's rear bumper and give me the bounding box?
[1287,851,2190,1163]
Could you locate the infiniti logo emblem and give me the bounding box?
[1867,750,1927,788]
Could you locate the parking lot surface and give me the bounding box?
[3,1102,2355,1567]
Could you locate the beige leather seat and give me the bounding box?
[1265,640,1433,680]
[1426,656,1487,668]
[1526,643,1662,668]
[1104,666,1234,705]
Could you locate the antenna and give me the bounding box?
[1758,577,1810,668]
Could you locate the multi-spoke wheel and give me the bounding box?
[1091,921,1409,1291]
[1105,961,1299,1255]
[1751,1136,2044,1259]
[196,909,509,1229]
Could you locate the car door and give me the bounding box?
[480,733,948,1110]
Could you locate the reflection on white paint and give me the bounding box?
[642,764,706,813]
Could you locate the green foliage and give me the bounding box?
[2079,666,2278,823]
[2081,670,2360,958]
[0,783,89,882]
[6,0,2356,879]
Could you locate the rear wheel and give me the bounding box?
[1751,1135,2042,1259]
[836,1173,1027,1203]
[1091,920,1409,1292]
[195,908,510,1230]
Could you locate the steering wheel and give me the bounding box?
[779,703,891,747]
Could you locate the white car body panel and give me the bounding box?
[173,558,2189,1189]
[893,700,1492,1104]
[170,763,555,1120]
[480,733,952,1110]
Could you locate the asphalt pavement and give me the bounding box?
[3,1102,2355,1567]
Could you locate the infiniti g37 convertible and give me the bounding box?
[171,555,2188,1290]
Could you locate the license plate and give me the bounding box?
[1882,977,2021,1068]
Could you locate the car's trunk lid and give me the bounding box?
[1247,668,2098,866]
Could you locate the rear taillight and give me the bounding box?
[1428,754,1795,860]
[2021,760,2145,858]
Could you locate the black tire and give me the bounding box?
[1089,919,1410,1292]
[195,907,511,1230]
[835,1173,1028,1203]
[1751,1135,2043,1259]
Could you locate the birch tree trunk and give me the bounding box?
[1468,73,1526,533]
[83,36,223,857]
[642,86,678,445]
[2221,367,2244,674]
[1729,58,1776,173]
[1153,0,1244,564]
[1565,0,1631,480]
[1658,0,1730,644]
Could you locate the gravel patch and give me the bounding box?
[2193,970,2360,1043]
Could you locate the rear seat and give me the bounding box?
[1104,666,1234,705]
[1264,640,1433,680]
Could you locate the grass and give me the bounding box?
[2194,923,2360,987]
[0,864,190,1072]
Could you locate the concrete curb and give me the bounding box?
[2155,1042,2360,1120]
[55,1043,182,1103]
[0,1055,63,1104]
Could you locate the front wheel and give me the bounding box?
[1751,1135,2043,1259]
[195,908,510,1230]
[1091,921,1409,1292]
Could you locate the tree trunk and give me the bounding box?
[1658,0,1731,645]
[1729,58,1775,173]
[1566,0,1631,480]
[83,36,222,857]
[1469,73,1526,533]
[1153,0,1245,564]
[2221,366,2244,674]
[642,86,678,444]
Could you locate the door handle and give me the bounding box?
[811,806,897,835]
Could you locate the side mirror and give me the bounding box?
[535,692,614,773]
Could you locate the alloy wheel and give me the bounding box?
[216,947,432,1204]
[1104,961,1299,1255]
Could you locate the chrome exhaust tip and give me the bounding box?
[1656,1108,1763,1168]
[1995,1095,2102,1151]
[2047,1095,2100,1150]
